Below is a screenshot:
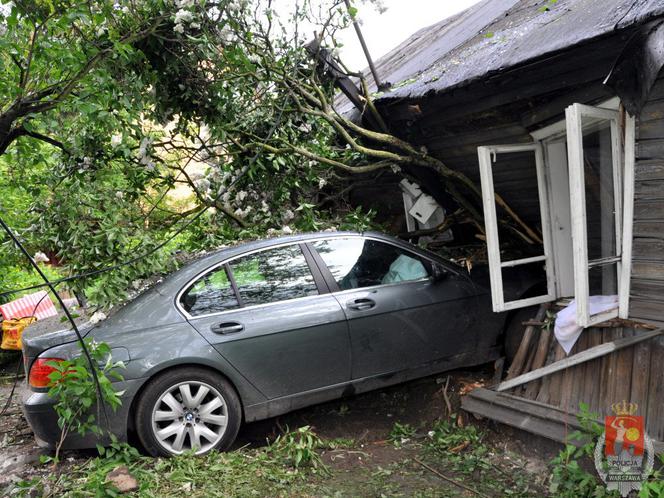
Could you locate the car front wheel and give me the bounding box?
[135,367,242,456]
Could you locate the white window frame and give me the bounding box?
[477,144,556,312]
[566,103,633,327]
[619,114,635,319]
[477,99,636,324]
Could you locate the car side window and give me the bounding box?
[229,244,318,307]
[180,266,239,316]
[311,238,430,290]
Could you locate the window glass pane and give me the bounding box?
[311,238,429,290]
[181,266,238,316]
[589,262,618,296]
[491,150,545,258]
[581,120,617,262]
[230,245,318,306]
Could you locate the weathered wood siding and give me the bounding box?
[511,326,664,443]
[631,72,664,323]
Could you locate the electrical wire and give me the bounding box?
[0,109,284,300]
[0,44,300,440]
[0,286,57,416]
[0,216,111,430]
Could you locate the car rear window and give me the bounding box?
[180,266,239,317]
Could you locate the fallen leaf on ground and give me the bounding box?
[106,465,138,493]
[458,381,484,396]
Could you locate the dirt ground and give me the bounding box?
[0,360,556,496]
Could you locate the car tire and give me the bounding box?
[135,367,242,457]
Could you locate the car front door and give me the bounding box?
[307,236,477,379]
[179,243,351,399]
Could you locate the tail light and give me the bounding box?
[29,358,65,388]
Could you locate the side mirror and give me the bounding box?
[431,264,448,283]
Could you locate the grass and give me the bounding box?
[9,421,547,498]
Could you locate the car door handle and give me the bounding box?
[210,322,244,334]
[347,298,376,311]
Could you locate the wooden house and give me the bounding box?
[335,0,664,451]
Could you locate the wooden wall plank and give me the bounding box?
[540,343,567,406]
[629,337,652,416]
[634,200,664,218]
[635,181,664,200]
[632,239,664,261]
[583,330,604,413]
[635,159,664,181]
[613,329,634,405]
[631,300,664,322]
[566,332,590,412]
[632,75,664,323]
[633,220,664,239]
[631,262,664,281]
[598,329,618,414]
[645,335,664,441]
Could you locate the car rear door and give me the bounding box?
[307,236,477,379]
[178,243,351,399]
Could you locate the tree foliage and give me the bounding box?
[0,0,534,307]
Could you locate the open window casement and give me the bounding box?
[477,100,635,322]
[478,144,557,312]
[565,103,634,327]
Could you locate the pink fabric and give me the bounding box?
[0,291,58,320]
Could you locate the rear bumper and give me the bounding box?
[20,378,144,450]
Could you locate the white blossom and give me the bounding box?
[174,23,185,34]
[33,251,49,263]
[219,26,235,43]
[281,225,293,235]
[235,190,248,202]
[373,0,388,14]
[282,209,294,222]
[115,191,124,200]
[174,9,194,25]
[194,178,211,192]
[89,311,107,325]
[110,133,122,148]
[318,178,327,189]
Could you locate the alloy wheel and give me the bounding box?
[151,380,229,455]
